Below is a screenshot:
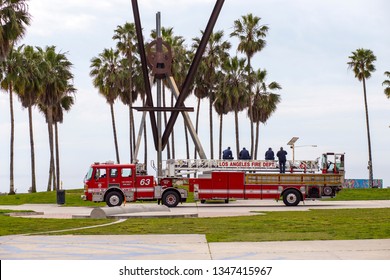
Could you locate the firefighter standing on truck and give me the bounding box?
[277,147,288,173]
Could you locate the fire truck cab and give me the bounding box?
[83,162,187,207]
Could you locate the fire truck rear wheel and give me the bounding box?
[106,191,123,207]
[162,191,180,207]
[283,189,301,206]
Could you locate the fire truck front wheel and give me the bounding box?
[162,190,180,207]
[283,189,301,206]
[105,191,123,207]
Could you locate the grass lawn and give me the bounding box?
[329,188,390,200]
[0,208,389,242]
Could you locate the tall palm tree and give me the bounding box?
[14,45,43,193]
[214,71,232,159]
[0,46,24,194]
[113,22,138,163]
[231,14,269,157]
[132,58,148,164]
[52,92,75,189]
[250,69,281,159]
[347,48,376,188]
[90,48,122,164]
[38,46,74,191]
[193,61,209,159]
[193,30,231,159]
[0,0,31,194]
[221,56,248,157]
[383,71,390,99]
[0,0,31,61]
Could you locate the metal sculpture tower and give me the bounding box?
[131,0,225,177]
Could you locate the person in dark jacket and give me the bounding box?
[239,147,251,159]
[276,147,288,173]
[265,148,275,160]
[222,147,233,159]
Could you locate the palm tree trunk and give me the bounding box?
[247,56,254,158]
[194,97,201,159]
[141,95,148,165]
[163,86,171,158]
[170,93,175,159]
[109,102,120,164]
[254,121,260,160]
[28,105,37,192]
[128,105,133,163]
[209,97,214,159]
[234,110,240,158]
[46,109,56,191]
[55,122,60,190]
[143,113,147,165]
[8,85,15,195]
[218,114,223,159]
[184,123,190,159]
[362,77,374,187]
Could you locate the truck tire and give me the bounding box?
[105,191,123,207]
[283,189,301,206]
[162,190,180,207]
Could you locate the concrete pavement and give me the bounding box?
[1,234,389,260]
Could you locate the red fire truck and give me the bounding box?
[83,153,344,207]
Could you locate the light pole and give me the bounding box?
[287,137,317,161]
[287,137,299,162]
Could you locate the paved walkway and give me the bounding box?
[1,235,389,260]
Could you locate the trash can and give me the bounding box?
[56,189,65,205]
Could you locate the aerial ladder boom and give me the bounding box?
[159,158,320,177]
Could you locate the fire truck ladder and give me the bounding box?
[161,159,319,177]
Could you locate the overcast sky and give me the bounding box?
[1,0,389,193]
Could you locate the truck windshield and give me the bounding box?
[85,167,93,181]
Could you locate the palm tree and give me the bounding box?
[231,13,269,158]
[38,46,74,191]
[13,45,43,193]
[193,61,209,159]
[250,69,281,159]
[221,56,248,157]
[347,48,376,188]
[193,30,231,159]
[0,0,31,194]
[0,46,24,194]
[113,22,138,163]
[52,92,75,189]
[214,71,232,159]
[0,0,31,61]
[383,71,390,99]
[90,48,122,164]
[132,58,148,164]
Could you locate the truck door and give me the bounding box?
[108,167,120,188]
[93,167,108,190]
[120,167,134,191]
